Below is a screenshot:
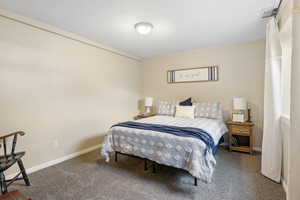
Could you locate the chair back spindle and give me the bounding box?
[0,131,24,159]
[11,134,18,156]
[2,138,7,159]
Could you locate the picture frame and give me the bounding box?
[167,66,219,84]
[232,113,246,123]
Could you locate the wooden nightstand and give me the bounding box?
[226,121,254,154]
[134,113,156,120]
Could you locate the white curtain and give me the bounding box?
[261,17,282,183]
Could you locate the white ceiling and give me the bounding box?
[0,0,277,58]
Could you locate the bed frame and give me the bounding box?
[114,151,198,186]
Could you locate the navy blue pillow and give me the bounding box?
[179,97,192,106]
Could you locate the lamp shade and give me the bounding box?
[145,97,153,107]
[233,97,247,110]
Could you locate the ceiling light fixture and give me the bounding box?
[134,22,153,35]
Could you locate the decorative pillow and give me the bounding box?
[194,102,223,120]
[179,97,193,106]
[175,106,195,119]
[157,101,177,116]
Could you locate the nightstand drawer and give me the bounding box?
[231,125,250,135]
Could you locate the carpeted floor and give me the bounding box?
[10,148,285,200]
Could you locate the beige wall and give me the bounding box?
[0,13,142,174]
[289,5,300,200]
[142,40,265,148]
[278,1,300,199]
[277,0,293,193]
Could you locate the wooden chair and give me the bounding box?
[0,131,30,194]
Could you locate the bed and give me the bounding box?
[101,114,228,184]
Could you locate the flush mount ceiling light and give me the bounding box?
[134,22,153,35]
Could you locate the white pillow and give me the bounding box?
[175,106,195,119]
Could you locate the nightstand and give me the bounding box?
[226,121,254,154]
[134,113,156,120]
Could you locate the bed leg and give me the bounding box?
[194,178,198,186]
[115,152,118,162]
[144,159,148,171]
[152,162,156,173]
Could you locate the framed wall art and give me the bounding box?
[167,66,219,83]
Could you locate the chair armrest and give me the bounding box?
[0,131,26,140]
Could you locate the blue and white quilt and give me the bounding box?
[101,115,228,182]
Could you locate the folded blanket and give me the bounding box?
[112,121,215,154]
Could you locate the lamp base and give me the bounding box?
[247,109,252,122]
[145,107,151,114]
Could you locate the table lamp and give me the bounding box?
[145,97,153,114]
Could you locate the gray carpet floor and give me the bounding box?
[10,148,285,200]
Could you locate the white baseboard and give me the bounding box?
[282,177,288,194]
[7,143,262,179]
[253,146,262,152]
[8,144,101,179]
